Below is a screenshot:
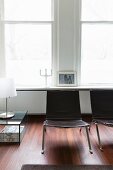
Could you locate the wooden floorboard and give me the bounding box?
[0,116,113,170]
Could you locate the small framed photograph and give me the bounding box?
[58,71,77,86]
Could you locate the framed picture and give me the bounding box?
[58,72,77,86]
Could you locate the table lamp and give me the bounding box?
[0,78,17,119]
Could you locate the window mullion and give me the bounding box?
[3,21,53,24]
[81,21,113,24]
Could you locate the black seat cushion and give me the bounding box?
[93,119,113,127]
[44,119,89,128]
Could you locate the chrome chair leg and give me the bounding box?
[80,125,90,132]
[95,123,103,151]
[80,128,82,132]
[41,125,46,154]
[85,126,93,154]
[88,125,91,131]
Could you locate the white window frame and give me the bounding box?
[80,0,113,85]
[0,0,58,87]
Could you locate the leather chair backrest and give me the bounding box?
[46,90,81,120]
[90,90,113,119]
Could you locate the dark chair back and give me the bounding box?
[46,90,81,120]
[90,90,113,119]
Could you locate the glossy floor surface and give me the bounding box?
[0,116,113,170]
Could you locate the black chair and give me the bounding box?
[90,90,113,150]
[41,90,92,154]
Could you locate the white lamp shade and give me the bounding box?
[0,78,17,98]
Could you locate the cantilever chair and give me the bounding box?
[41,90,92,154]
[90,90,113,150]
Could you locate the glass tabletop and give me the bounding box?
[0,111,27,125]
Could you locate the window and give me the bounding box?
[81,0,113,85]
[3,0,53,87]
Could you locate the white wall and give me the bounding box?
[58,0,75,71]
[79,91,92,114]
[0,90,92,114]
[0,91,47,114]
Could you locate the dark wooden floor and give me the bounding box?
[1,115,113,170]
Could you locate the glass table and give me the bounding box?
[0,111,27,144]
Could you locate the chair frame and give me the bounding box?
[41,90,93,154]
[90,90,113,150]
[41,122,92,154]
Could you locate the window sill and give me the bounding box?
[16,85,113,91]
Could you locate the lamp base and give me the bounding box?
[0,112,15,119]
